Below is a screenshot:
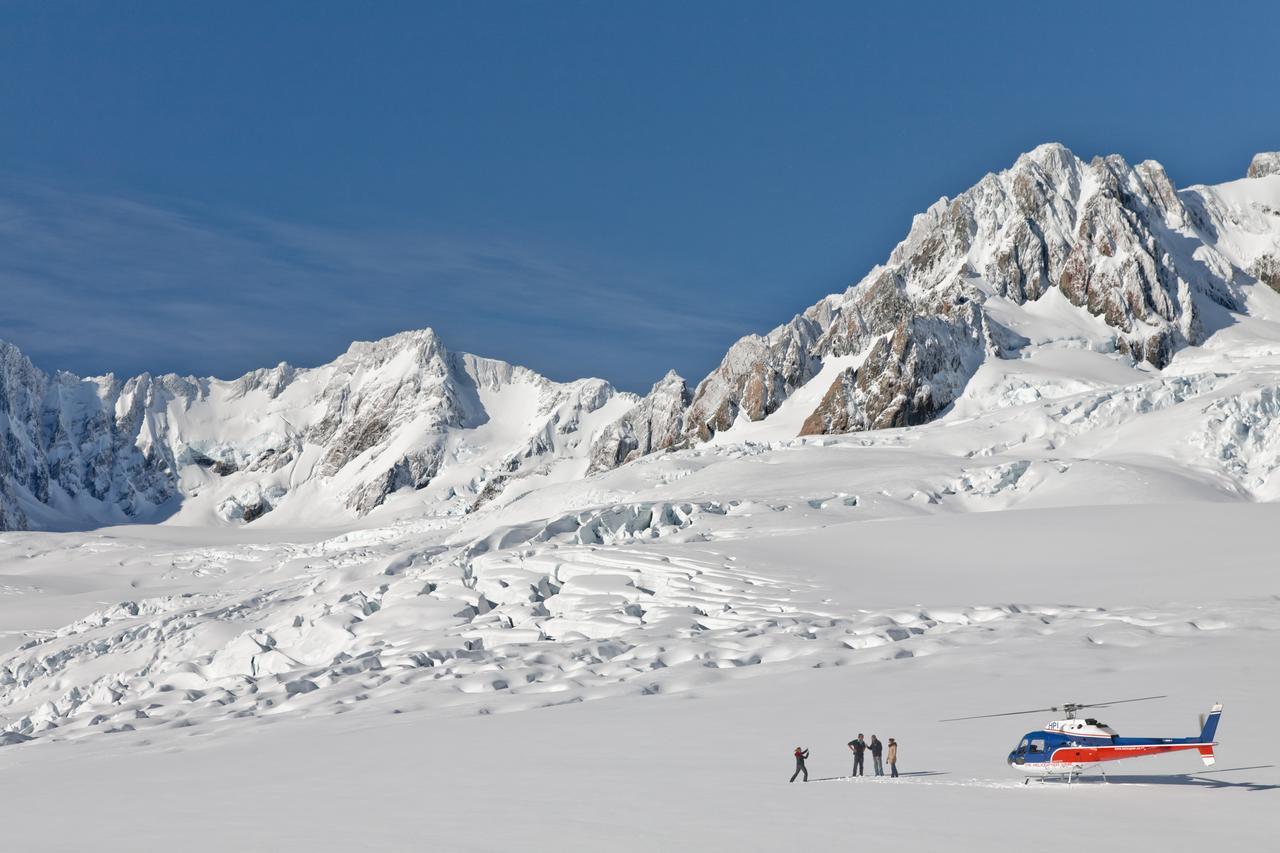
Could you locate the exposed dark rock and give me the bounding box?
[800,295,987,434]
[1250,254,1280,294]
[683,318,822,442]
[241,501,269,524]
[345,447,444,515]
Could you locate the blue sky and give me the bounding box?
[1,1,1277,392]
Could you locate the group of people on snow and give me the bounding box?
[847,733,896,777]
[790,735,898,782]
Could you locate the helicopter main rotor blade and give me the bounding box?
[939,707,1061,722]
[939,695,1168,722]
[1073,695,1167,709]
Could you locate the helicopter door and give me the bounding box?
[1026,738,1047,760]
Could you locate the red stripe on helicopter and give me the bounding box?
[1048,743,1208,763]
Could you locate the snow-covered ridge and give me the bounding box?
[0,329,636,531]
[590,143,1280,466]
[5,143,1280,533]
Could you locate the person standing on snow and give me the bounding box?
[790,746,810,782]
[869,735,884,776]
[887,738,899,778]
[847,733,867,777]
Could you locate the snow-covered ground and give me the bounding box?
[2,375,1279,849]
[0,499,1275,851]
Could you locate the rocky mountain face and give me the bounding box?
[1248,152,1280,179]
[1,341,182,530]
[1232,152,1280,294]
[0,330,629,531]
[800,296,988,434]
[587,370,691,473]
[590,143,1280,464]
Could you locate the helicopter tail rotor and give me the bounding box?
[1197,702,1223,767]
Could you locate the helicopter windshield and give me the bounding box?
[1015,737,1046,755]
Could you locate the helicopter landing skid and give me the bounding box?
[1026,766,1100,785]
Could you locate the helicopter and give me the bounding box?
[941,695,1223,783]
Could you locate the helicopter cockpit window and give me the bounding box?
[1028,738,1046,754]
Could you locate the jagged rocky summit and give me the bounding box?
[590,143,1280,461]
[1247,152,1280,179]
[586,370,691,474]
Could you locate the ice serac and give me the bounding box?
[588,370,690,472]
[0,329,629,531]
[1247,152,1280,179]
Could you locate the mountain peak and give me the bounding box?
[1016,141,1080,173]
[1247,152,1280,179]
[586,142,1278,470]
[339,327,448,370]
[652,369,686,391]
[0,325,632,531]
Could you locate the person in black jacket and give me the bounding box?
[869,735,884,776]
[848,733,867,776]
[790,746,810,782]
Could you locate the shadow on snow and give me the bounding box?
[1063,766,1279,792]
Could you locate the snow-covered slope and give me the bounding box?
[0,329,635,532]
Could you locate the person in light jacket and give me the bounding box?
[791,746,810,782]
[887,737,899,778]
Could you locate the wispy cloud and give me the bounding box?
[0,178,757,391]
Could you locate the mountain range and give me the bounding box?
[3,144,1279,532]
